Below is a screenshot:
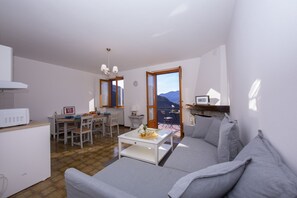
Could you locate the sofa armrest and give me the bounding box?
[65,168,137,198]
[183,124,195,137]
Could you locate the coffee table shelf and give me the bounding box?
[120,144,172,164]
[118,129,173,165]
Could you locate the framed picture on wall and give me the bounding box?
[195,95,210,105]
[63,106,76,115]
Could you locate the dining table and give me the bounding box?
[56,114,109,144]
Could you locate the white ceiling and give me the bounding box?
[0,0,235,73]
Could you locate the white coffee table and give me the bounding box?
[118,129,173,165]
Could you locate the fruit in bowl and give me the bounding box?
[138,125,158,138]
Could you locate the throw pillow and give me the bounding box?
[192,115,213,138]
[168,158,251,198]
[228,131,297,198]
[217,115,242,163]
[204,118,221,146]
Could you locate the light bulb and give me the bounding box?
[112,66,118,73]
[101,64,107,71]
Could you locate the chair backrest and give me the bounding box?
[92,116,106,133]
[106,113,118,126]
[53,113,65,129]
[51,113,63,134]
[94,116,106,123]
[49,116,55,134]
[80,116,93,132]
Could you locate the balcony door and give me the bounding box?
[146,67,183,136]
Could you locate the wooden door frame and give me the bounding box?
[146,66,183,136]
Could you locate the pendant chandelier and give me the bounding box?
[100,48,118,77]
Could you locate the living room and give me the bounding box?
[0,0,297,197]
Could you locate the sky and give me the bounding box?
[157,72,179,95]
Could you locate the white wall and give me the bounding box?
[13,57,101,121]
[0,92,14,109]
[195,45,229,105]
[227,0,297,173]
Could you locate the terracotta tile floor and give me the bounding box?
[11,127,181,198]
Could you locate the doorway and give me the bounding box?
[146,67,183,136]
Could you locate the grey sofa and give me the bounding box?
[65,115,297,198]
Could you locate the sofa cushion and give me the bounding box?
[218,115,242,163]
[192,115,213,138]
[228,131,297,198]
[164,137,218,172]
[183,124,195,137]
[168,158,251,198]
[93,157,188,198]
[204,118,221,146]
[65,168,137,198]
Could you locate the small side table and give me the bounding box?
[129,115,144,129]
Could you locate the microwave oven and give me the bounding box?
[0,108,30,128]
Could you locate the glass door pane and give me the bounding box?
[148,108,154,121]
[117,79,124,106]
[148,75,155,106]
[111,80,116,107]
[101,80,109,106]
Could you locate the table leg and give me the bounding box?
[155,145,159,166]
[103,121,105,136]
[57,123,60,142]
[118,140,122,159]
[64,123,67,144]
[171,133,173,151]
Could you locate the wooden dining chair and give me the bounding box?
[93,117,106,136]
[50,113,64,140]
[105,113,119,137]
[71,115,93,148]
[49,115,57,140]
[55,114,76,143]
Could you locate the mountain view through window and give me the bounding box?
[157,73,180,126]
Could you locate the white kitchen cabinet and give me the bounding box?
[0,122,51,197]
